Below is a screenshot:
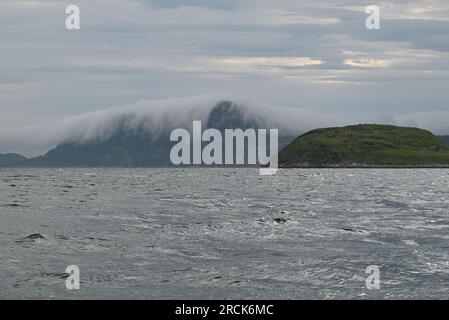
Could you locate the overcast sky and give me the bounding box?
[1,0,448,128]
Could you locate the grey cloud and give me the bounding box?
[1,96,448,156]
[135,0,238,10]
[0,0,448,142]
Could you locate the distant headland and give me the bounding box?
[0,102,448,169]
[279,124,449,168]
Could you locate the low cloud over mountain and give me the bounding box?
[0,96,449,158]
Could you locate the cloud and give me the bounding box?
[1,96,448,157]
[0,0,448,132]
[343,58,392,68]
[136,0,238,10]
[219,57,324,68]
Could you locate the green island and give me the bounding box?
[279,124,449,168]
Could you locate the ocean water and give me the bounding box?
[1,168,449,299]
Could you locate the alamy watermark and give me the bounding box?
[365,265,381,290]
[65,265,80,290]
[65,5,80,30]
[169,121,279,175]
[365,5,381,30]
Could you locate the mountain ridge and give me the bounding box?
[1,103,449,167]
[0,153,27,166]
[10,101,295,167]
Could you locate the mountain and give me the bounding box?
[279,124,449,168]
[19,101,295,167]
[440,136,449,147]
[0,153,27,166]
[3,100,448,168]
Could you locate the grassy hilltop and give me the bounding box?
[279,124,449,168]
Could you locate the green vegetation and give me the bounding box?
[279,124,449,167]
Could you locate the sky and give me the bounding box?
[0,0,449,153]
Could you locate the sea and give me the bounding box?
[1,168,449,299]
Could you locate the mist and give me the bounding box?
[0,95,448,157]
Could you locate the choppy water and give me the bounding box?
[1,168,449,299]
